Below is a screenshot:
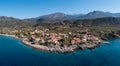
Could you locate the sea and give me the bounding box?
[0,35,120,66]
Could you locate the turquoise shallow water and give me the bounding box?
[0,35,120,66]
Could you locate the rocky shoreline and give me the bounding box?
[20,37,106,53]
[22,40,97,53]
[0,34,110,53]
[22,40,109,53]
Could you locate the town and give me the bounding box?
[1,28,105,53]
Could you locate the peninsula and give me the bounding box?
[0,12,120,53]
[0,29,103,53]
[0,26,119,53]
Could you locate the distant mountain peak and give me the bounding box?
[36,12,69,20]
[88,11,105,15]
[90,11,104,13]
[0,16,20,21]
[24,11,120,22]
[47,12,67,19]
[81,11,113,19]
[51,12,66,15]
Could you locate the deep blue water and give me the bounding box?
[0,36,120,66]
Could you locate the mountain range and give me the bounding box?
[1,11,120,29]
[1,11,120,22]
[32,11,120,21]
[0,11,120,21]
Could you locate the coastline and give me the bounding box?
[0,34,55,52]
[0,34,109,53]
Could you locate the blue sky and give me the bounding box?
[0,0,120,19]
